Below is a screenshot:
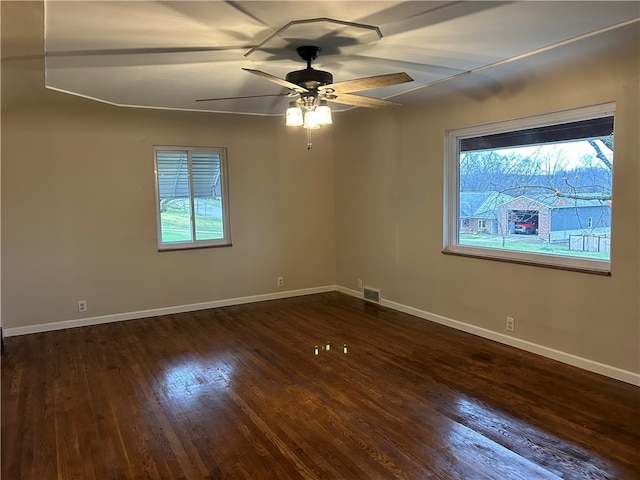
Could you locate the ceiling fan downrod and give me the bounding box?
[296,45,321,68]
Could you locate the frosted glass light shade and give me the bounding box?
[303,110,321,129]
[315,102,332,125]
[285,104,303,126]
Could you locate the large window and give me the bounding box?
[444,103,614,274]
[154,146,231,250]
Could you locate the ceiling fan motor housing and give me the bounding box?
[286,68,333,91]
[286,45,333,91]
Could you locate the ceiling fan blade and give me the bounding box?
[327,93,402,109]
[323,72,413,94]
[242,68,308,93]
[196,92,292,102]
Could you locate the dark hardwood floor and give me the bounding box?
[2,292,639,479]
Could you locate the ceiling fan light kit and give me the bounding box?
[286,96,332,129]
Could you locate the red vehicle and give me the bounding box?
[514,220,538,235]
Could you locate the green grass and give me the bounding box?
[160,199,224,243]
[460,234,609,260]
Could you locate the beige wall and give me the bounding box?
[334,26,639,374]
[1,2,336,329]
[2,3,638,376]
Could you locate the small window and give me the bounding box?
[445,103,614,274]
[154,146,231,250]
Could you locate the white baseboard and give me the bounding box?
[337,286,640,387]
[3,285,336,338]
[5,284,638,386]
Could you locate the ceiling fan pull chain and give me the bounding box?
[307,128,313,150]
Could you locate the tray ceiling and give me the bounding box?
[43,1,640,115]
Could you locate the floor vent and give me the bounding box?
[363,287,381,304]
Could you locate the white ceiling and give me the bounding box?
[44,1,640,116]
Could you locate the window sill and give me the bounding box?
[441,249,611,276]
[159,242,233,252]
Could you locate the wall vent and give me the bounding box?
[363,286,381,303]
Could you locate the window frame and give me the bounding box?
[444,103,615,275]
[153,145,231,251]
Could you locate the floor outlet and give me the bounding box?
[78,300,87,313]
[506,317,515,331]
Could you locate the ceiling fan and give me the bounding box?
[196,45,413,109]
[197,45,413,149]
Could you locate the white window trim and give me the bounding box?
[154,146,231,251]
[443,103,615,275]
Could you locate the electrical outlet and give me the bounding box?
[506,317,515,331]
[277,276,284,287]
[357,278,363,290]
[78,300,87,313]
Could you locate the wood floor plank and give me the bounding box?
[2,292,639,479]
